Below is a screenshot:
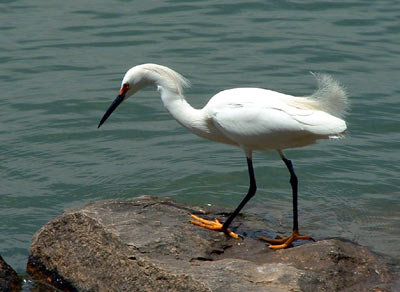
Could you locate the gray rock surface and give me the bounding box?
[27,195,398,292]
[0,254,20,292]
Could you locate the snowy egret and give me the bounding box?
[98,64,348,249]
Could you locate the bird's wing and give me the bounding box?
[209,102,346,150]
[284,106,347,135]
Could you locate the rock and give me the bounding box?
[0,254,21,292]
[27,195,398,292]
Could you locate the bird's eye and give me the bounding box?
[119,83,130,95]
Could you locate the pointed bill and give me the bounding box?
[98,92,126,128]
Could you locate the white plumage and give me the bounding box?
[98,63,349,248]
[203,87,347,153]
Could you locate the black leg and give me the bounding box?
[281,155,299,232]
[258,151,313,248]
[222,157,257,231]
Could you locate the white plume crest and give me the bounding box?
[140,63,191,95]
[309,72,349,118]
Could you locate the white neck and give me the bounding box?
[128,64,223,143]
[156,85,209,137]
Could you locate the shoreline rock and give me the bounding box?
[0,254,21,292]
[27,195,398,291]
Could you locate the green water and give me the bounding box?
[1,0,399,276]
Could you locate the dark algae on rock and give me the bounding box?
[0,254,21,292]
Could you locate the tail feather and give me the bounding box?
[309,73,349,118]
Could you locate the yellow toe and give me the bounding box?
[190,214,239,239]
[259,230,313,249]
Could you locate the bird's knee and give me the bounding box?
[290,176,298,185]
[249,184,257,195]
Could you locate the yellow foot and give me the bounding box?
[259,230,314,249]
[190,214,239,239]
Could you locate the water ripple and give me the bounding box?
[1,0,399,272]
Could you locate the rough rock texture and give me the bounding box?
[0,254,21,292]
[27,195,398,292]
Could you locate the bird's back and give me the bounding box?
[203,87,347,150]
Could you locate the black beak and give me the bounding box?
[98,92,126,128]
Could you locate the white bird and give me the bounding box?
[98,64,348,249]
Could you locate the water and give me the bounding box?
[1,0,399,276]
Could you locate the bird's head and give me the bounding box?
[97,65,154,128]
[98,64,189,128]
